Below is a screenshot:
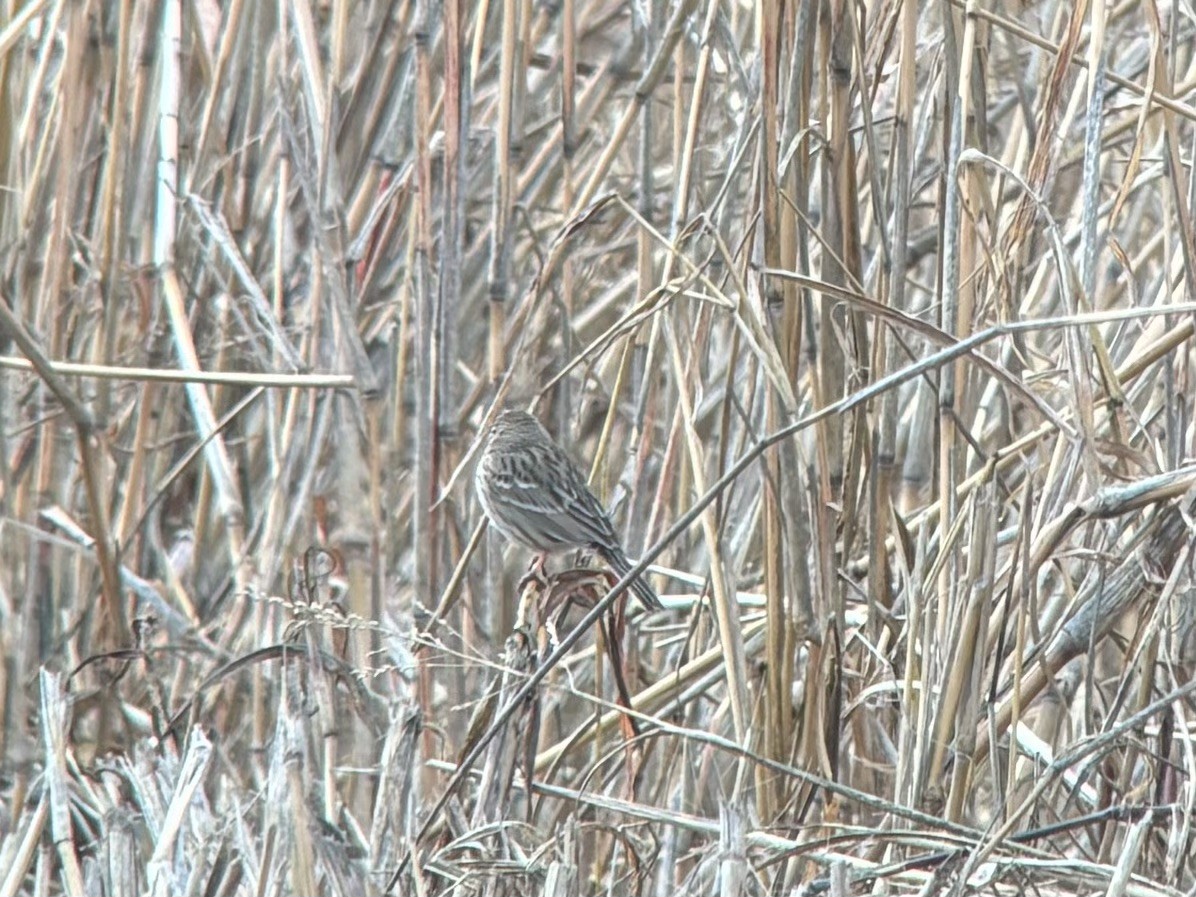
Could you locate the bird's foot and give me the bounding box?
[518,555,550,593]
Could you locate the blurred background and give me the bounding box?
[1,0,1195,894]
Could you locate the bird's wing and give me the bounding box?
[480,444,609,549]
[548,448,622,548]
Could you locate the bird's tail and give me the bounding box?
[599,547,663,611]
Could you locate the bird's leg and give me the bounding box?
[518,553,550,592]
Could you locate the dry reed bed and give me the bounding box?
[0,0,1194,894]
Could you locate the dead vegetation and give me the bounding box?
[2,0,1196,894]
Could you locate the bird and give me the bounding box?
[474,409,663,611]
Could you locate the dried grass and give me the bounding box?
[2,0,1196,895]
